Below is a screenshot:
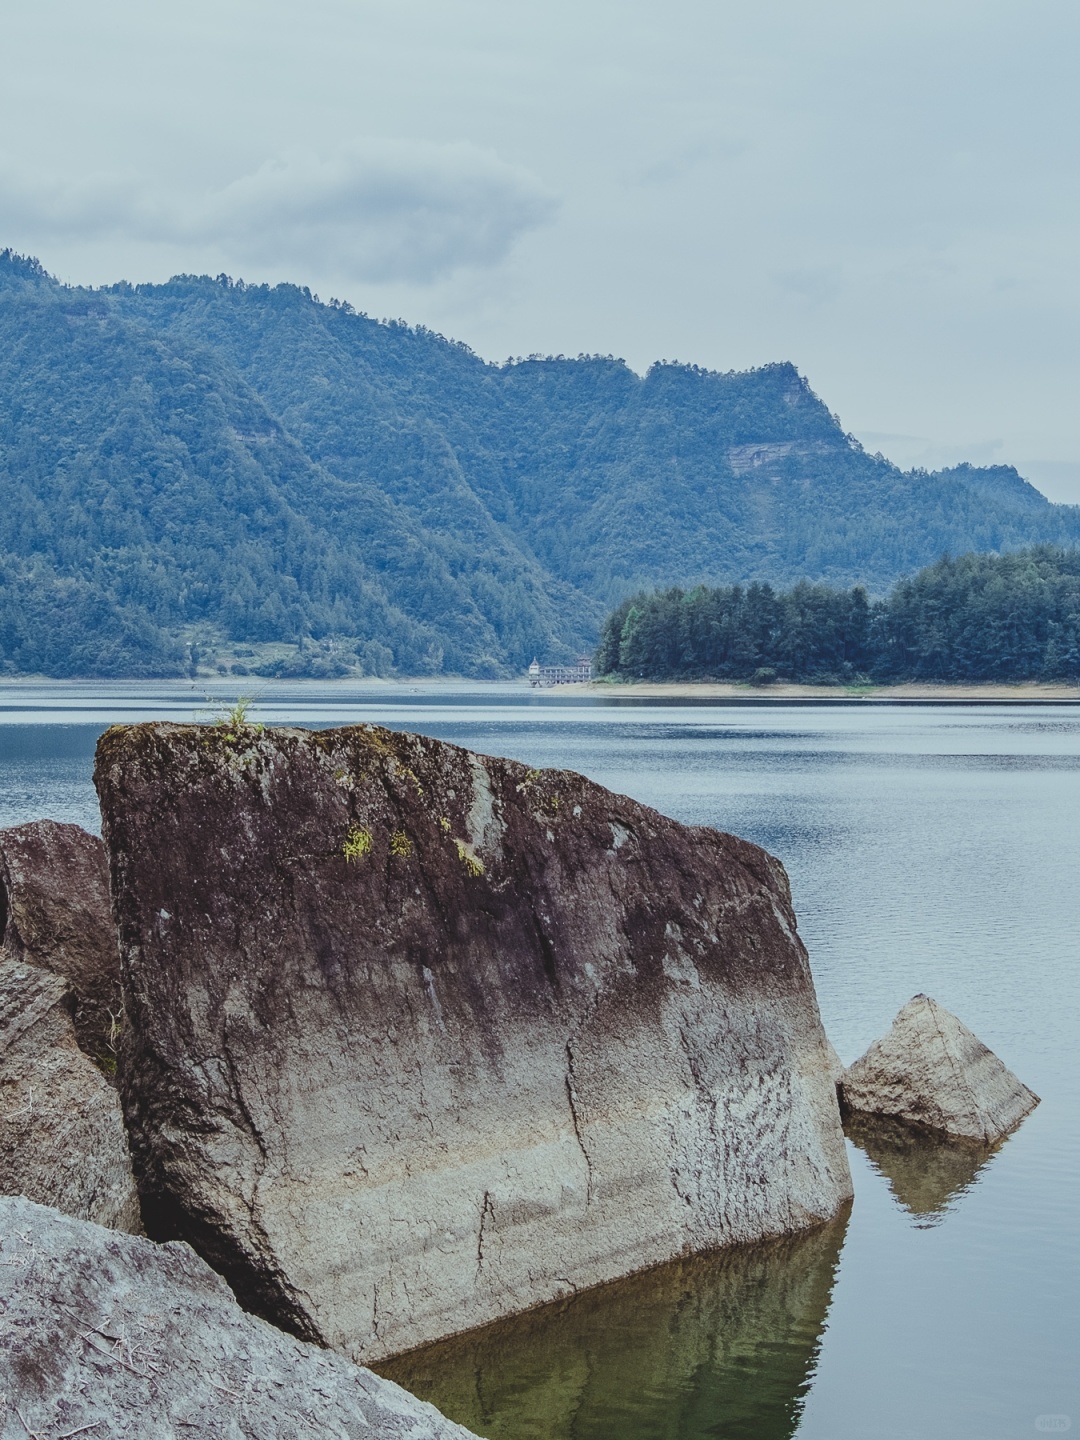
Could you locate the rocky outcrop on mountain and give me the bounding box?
[839,994,1039,1144]
[0,820,121,1061]
[94,720,851,1364]
[0,960,140,1230]
[0,1195,480,1440]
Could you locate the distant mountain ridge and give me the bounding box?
[1,249,1078,677]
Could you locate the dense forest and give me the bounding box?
[596,547,1080,683]
[3,249,1080,677]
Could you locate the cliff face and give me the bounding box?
[95,722,850,1363]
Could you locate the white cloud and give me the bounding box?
[0,140,557,284]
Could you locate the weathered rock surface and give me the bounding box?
[0,959,141,1231]
[840,994,1039,1143]
[0,820,121,1061]
[0,1196,480,1440]
[94,722,851,1363]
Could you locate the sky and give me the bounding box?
[3,0,1080,498]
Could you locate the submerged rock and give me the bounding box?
[839,994,1039,1144]
[0,1195,479,1440]
[0,960,140,1231]
[94,722,851,1363]
[0,820,121,1062]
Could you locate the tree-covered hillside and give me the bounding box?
[2,249,1079,677]
[597,547,1080,684]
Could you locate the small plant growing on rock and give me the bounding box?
[342,824,373,862]
[96,1004,125,1080]
[389,831,413,859]
[210,694,264,739]
[454,840,484,878]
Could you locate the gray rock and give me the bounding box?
[0,820,121,1062]
[0,1195,480,1440]
[0,959,141,1231]
[839,993,1039,1143]
[95,722,851,1363]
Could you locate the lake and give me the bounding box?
[1,680,1077,1440]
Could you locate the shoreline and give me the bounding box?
[2,674,1079,703]
[578,679,1080,701]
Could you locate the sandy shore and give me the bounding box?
[2,674,1078,703]
[575,680,1080,701]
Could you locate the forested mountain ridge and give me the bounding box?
[2,249,1079,677]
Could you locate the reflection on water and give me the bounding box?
[380,1212,850,1440]
[843,1114,998,1228]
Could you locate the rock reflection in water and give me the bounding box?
[379,1210,849,1440]
[844,1113,999,1227]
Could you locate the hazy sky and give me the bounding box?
[4,0,1080,497]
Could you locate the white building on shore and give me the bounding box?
[528,655,593,687]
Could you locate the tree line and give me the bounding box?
[595,547,1080,683]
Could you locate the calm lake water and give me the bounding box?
[1,680,1077,1440]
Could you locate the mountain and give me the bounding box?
[2,249,1079,678]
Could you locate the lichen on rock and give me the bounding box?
[95,721,851,1363]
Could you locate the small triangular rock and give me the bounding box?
[839,995,1039,1144]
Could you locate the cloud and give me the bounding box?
[0,140,557,283]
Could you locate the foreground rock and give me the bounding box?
[840,994,1039,1143]
[95,722,851,1363]
[0,959,141,1230]
[0,820,121,1060]
[0,1196,479,1440]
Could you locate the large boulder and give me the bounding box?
[0,819,121,1062]
[94,721,851,1363]
[0,1195,480,1440]
[0,960,141,1231]
[839,994,1039,1144]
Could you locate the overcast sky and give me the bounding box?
[4,0,1080,498]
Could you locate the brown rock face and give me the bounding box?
[0,820,121,1062]
[95,722,851,1363]
[0,960,141,1230]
